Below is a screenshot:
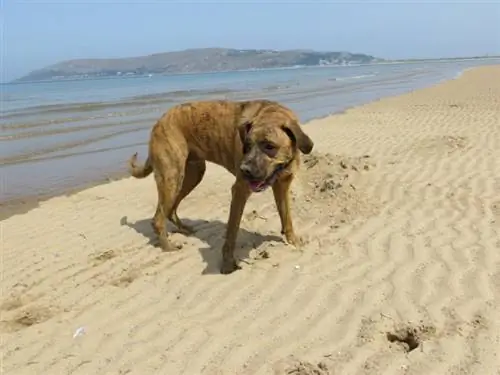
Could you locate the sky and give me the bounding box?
[2,1,500,82]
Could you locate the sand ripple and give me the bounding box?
[1,65,500,375]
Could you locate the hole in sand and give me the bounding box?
[110,270,140,288]
[92,249,116,263]
[1,306,56,332]
[111,275,135,288]
[386,329,420,352]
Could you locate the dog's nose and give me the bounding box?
[240,164,254,179]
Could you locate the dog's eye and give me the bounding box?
[262,142,276,151]
[261,142,277,156]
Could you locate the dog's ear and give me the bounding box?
[238,120,252,145]
[282,121,314,154]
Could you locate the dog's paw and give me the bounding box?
[220,259,241,275]
[159,235,183,252]
[284,233,304,248]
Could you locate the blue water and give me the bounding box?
[1,58,499,202]
[2,66,380,113]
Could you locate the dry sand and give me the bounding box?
[1,65,500,375]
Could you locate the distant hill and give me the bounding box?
[14,48,381,82]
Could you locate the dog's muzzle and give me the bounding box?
[240,160,291,193]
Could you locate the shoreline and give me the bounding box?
[1,63,498,221]
[0,169,130,221]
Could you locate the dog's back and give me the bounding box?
[129,99,298,177]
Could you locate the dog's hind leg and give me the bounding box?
[151,142,188,251]
[152,204,162,235]
[169,157,206,235]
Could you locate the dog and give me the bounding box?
[128,99,314,274]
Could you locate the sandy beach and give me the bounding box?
[1,65,500,374]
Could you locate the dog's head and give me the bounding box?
[238,106,314,193]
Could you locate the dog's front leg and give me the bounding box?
[220,179,251,274]
[272,175,301,246]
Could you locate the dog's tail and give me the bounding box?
[128,152,153,178]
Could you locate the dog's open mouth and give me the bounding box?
[248,180,269,192]
[247,172,280,193]
[243,162,289,193]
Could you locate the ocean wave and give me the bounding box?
[1,118,152,140]
[334,73,377,81]
[1,99,166,120]
[129,88,234,101]
[1,108,161,131]
[2,87,237,119]
[0,127,145,166]
[15,141,148,166]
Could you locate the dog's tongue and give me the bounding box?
[249,180,266,192]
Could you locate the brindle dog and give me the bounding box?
[128,99,314,274]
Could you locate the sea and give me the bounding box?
[1,58,499,203]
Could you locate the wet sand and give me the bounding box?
[0,172,127,221]
[2,65,500,375]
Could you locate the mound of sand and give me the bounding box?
[293,151,379,227]
[273,356,330,375]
